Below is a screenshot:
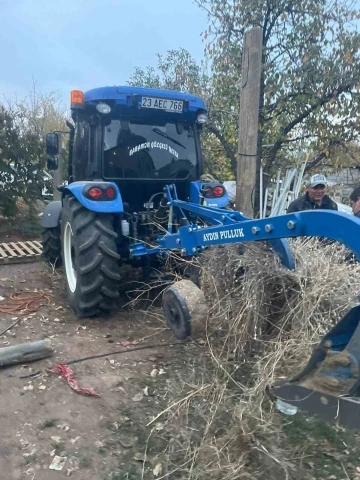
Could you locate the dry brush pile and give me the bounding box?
[160,239,360,479]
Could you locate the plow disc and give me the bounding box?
[268,305,360,429]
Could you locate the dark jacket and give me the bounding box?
[287,193,338,213]
[346,211,360,263]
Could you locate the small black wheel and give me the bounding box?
[162,286,192,340]
[41,226,62,266]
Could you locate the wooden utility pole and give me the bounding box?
[52,133,64,201]
[236,26,263,217]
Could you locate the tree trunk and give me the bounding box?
[0,339,53,368]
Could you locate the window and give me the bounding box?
[103,119,197,180]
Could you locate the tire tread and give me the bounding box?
[62,195,121,317]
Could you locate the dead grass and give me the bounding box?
[152,239,360,479]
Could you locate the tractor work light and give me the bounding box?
[196,113,208,124]
[96,102,111,114]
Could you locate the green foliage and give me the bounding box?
[0,107,47,217]
[128,1,360,180]
[129,47,210,93]
[197,0,360,173]
[0,86,68,217]
[128,48,235,180]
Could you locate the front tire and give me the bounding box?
[41,227,62,267]
[61,195,121,317]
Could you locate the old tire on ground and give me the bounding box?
[41,227,62,267]
[61,195,121,317]
[162,279,208,340]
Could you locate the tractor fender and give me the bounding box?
[40,200,62,228]
[63,181,124,213]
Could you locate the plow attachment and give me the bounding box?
[268,305,360,429]
[152,191,360,428]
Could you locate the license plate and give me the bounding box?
[141,96,183,113]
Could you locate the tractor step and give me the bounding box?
[0,241,43,265]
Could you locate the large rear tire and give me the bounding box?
[41,227,62,267]
[61,195,121,317]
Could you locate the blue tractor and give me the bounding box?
[41,86,230,318]
[41,85,360,428]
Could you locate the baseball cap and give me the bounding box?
[308,174,327,188]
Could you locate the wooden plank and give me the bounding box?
[1,243,17,257]
[33,241,43,252]
[9,242,27,257]
[0,255,42,265]
[26,241,42,255]
[18,242,36,256]
[0,241,43,264]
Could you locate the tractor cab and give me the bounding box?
[66,86,209,212]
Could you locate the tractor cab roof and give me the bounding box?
[78,86,207,123]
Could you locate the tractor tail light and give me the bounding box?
[105,187,116,199]
[213,186,225,197]
[88,187,103,199]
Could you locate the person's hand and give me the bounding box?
[352,198,360,215]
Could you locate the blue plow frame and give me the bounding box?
[130,185,360,423]
[130,184,360,270]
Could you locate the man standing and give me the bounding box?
[287,174,338,213]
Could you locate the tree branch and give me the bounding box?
[206,123,237,171]
[265,82,355,171]
[304,151,330,172]
[303,140,345,172]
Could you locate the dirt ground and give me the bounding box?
[0,259,187,480]
[3,219,360,480]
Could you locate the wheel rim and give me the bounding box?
[63,222,77,293]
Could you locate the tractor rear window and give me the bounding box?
[102,119,197,180]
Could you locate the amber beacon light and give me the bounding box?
[71,90,84,104]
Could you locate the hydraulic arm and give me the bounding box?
[130,184,360,266]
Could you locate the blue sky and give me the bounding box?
[0,0,208,103]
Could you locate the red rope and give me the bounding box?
[51,363,101,397]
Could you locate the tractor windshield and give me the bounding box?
[102,119,198,180]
